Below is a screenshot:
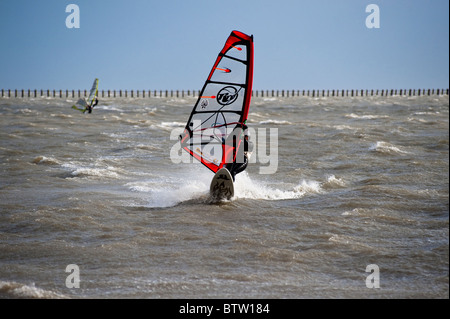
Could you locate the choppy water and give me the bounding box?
[0,94,448,299]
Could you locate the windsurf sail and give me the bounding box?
[179,31,254,173]
[87,78,99,106]
[72,98,88,112]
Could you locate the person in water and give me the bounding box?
[225,123,253,181]
[86,97,98,113]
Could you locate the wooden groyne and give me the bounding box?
[1,88,449,98]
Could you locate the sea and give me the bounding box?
[0,94,448,300]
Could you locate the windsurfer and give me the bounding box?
[226,124,253,181]
[86,98,98,113]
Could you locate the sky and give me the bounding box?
[0,0,448,91]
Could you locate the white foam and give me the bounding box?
[160,121,185,127]
[234,172,322,200]
[127,168,324,207]
[126,168,211,207]
[97,105,124,112]
[258,120,292,125]
[342,208,361,216]
[370,141,409,154]
[346,113,389,119]
[148,181,209,207]
[0,280,68,299]
[62,162,125,179]
[324,174,346,187]
[333,124,354,130]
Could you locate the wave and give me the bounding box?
[96,105,125,112]
[333,124,355,131]
[369,141,409,154]
[414,111,441,116]
[32,156,61,165]
[258,120,292,125]
[62,162,126,179]
[159,121,185,128]
[50,113,73,119]
[346,113,389,120]
[135,144,160,151]
[322,174,347,189]
[0,280,69,299]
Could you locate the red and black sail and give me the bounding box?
[180,31,254,173]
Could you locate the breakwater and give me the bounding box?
[1,88,448,98]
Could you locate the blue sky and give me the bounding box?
[0,0,448,91]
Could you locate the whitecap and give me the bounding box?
[159,121,185,128]
[323,175,346,188]
[346,113,389,119]
[0,281,69,299]
[62,162,125,179]
[369,141,409,154]
[258,120,292,125]
[32,156,61,165]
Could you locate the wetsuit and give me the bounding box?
[87,98,98,114]
[226,131,253,181]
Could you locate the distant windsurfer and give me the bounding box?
[86,97,98,113]
[225,123,253,181]
[72,78,99,114]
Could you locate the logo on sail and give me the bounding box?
[216,86,238,106]
[201,99,209,109]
